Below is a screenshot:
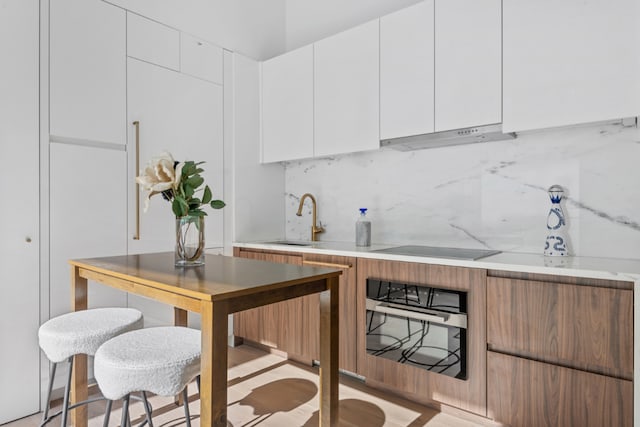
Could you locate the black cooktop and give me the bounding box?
[371,245,501,260]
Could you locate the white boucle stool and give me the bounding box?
[94,326,201,427]
[38,307,144,426]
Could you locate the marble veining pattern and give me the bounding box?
[284,121,640,260]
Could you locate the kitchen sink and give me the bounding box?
[266,240,313,246]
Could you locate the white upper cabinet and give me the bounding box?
[503,0,640,132]
[380,1,435,140]
[127,12,179,71]
[261,45,314,163]
[314,19,380,157]
[127,58,224,255]
[50,0,126,144]
[435,0,501,131]
[127,58,224,326]
[181,33,223,84]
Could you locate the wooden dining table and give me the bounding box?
[68,252,342,427]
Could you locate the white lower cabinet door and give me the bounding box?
[0,0,40,422]
[127,58,224,325]
[49,143,129,318]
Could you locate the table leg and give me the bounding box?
[175,308,188,405]
[174,307,188,327]
[319,276,340,427]
[71,266,88,427]
[200,300,229,427]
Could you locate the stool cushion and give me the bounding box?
[38,308,144,363]
[94,326,201,400]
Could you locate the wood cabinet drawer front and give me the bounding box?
[233,248,358,371]
[233,248,303,350]
[487,351,632,427]
[487,277,632,378]
[303,253,357,373]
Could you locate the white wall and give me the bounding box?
[105,0,287,60]
[284,121,640,260]
[224,52,286,250]
[284,0,421,52]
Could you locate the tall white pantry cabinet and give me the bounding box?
[48,0,224,322]
[0,0,40,423]
[49,0,129,320]
[13,0,225,421]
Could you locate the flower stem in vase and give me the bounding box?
[175,215,205,266]
[135,151,224,267]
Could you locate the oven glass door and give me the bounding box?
[365,279,467,379]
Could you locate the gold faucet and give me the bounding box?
[296,193,325,241]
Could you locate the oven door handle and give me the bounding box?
[366,299,467,329]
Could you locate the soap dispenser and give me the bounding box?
[356,208,371,247]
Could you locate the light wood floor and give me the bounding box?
[4,345,484,427]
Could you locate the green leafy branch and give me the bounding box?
[169,161,225,218]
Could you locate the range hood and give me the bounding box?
[380,123,517,151]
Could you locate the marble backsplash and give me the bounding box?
[284,120,640,260]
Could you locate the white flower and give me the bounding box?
[135,151,184,212]
[135,151,225,218]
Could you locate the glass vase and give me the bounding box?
[175,215,205,267]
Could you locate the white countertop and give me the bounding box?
[234,241,640,283]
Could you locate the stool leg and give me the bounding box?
[141,391,154,427]
[182,388,191,427]
[61,357,74,427]
[102,400,113,427]
[41,362,57,424]
[196,376,200,395]
[120,394,130,427]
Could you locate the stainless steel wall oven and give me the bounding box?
[365,278,468,379]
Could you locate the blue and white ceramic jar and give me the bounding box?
[544,184,569,257]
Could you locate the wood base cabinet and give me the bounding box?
[233,248,304,353]
[302,253,357,373]
[487,276,633,379]
[486,272,633,426]
[233,248,357,372]
[356,258,487,415]
[488,351,632,427]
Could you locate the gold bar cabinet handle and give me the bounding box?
[133,120,141,240]
[303,260,352,269]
